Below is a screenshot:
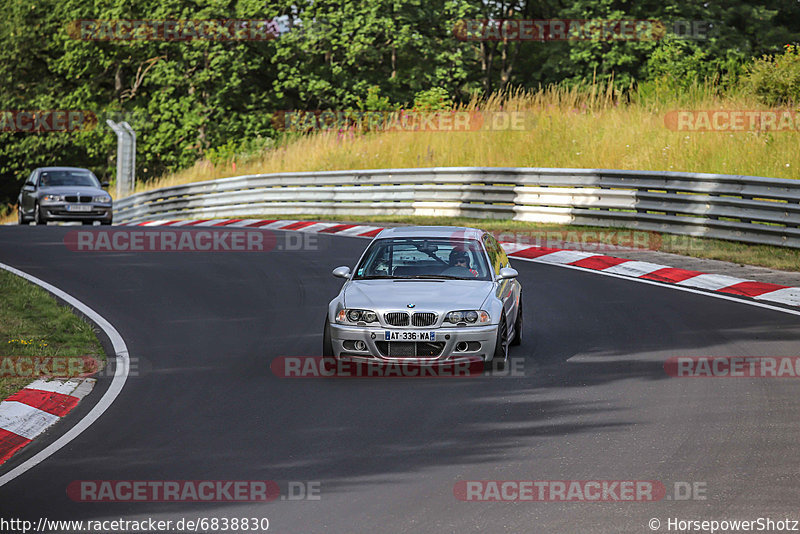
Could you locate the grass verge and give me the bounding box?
[0,269,105,400]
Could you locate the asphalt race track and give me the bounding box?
[1,226,800,534]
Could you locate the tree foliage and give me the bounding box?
[0,0,797,207]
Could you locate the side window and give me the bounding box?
[483,234,503,275]
[483,234,509,275]
[493,236,510,269]
[25,172,36,186]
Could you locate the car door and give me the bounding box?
[20,170,38,214]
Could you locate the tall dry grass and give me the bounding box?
[137,81,797,195]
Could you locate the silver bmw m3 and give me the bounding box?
[323,226,523,368]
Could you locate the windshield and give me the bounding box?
[38,170,100,188]
[354,238,491,280]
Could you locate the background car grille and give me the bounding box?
[384,312,410,326]
[65,195,92,203]
[376,342,445,358]
[411,312,437,327]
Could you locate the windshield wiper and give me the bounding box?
[410,275,464,280]
[358,275,400,279]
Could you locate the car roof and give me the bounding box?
[374,226,485,240]
[36,167,93,173]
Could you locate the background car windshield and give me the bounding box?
[355,238,491,280]
[39,171,99,187]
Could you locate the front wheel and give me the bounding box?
[492,317,508,371]
[322,317,336,373]
[510,294,523,346]
[322,317,334,358]
[17,207,28,225]
[33,204,45,226]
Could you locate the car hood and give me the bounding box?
[343,279,495,312]
[38,185,106,196]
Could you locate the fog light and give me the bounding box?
[354,340,367,351]
[455,341,468,352]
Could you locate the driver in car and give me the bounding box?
[449,249,478,277]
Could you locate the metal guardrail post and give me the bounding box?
[120,122,136,195]
[106,120,136,198]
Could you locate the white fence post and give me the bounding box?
[106,120,136,198]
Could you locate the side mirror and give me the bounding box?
[332,266,351,279]
[22,184,35,192]
[498,267,518,280]
[101,182,110,188]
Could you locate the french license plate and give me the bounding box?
[385,330,436,341]
[66,204,92,212]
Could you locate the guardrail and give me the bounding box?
[114,167,800,248]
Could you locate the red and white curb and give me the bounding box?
[504,246,800,308]
[0,378,95,465]
[124,218,385,238]
[0,262,129,489]
[122,219,800,309]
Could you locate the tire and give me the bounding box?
[510,294,523,346]
[33,204,45,226]
[101,220,112,226]
[322,317,334,358]
[492,317,508,371]
[17,207,28,225]
[322,317,336,374]
[82,220,94,226]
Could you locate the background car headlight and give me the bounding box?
[445,310,490,325]
[93,195,112,203]
[42,194,64,202]
[336,309,379,324]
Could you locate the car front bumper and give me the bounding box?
[40,203,113,222]
[329,323,499,362]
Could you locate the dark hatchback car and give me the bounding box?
[18,167,113,225]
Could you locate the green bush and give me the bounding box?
[744,44,800,106]
[412,87,454,111]
[357,85,396,112]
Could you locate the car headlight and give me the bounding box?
[444,310,490,325]
[93,195,112,203]
[42,194,64,202]
[336,309,379,325]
